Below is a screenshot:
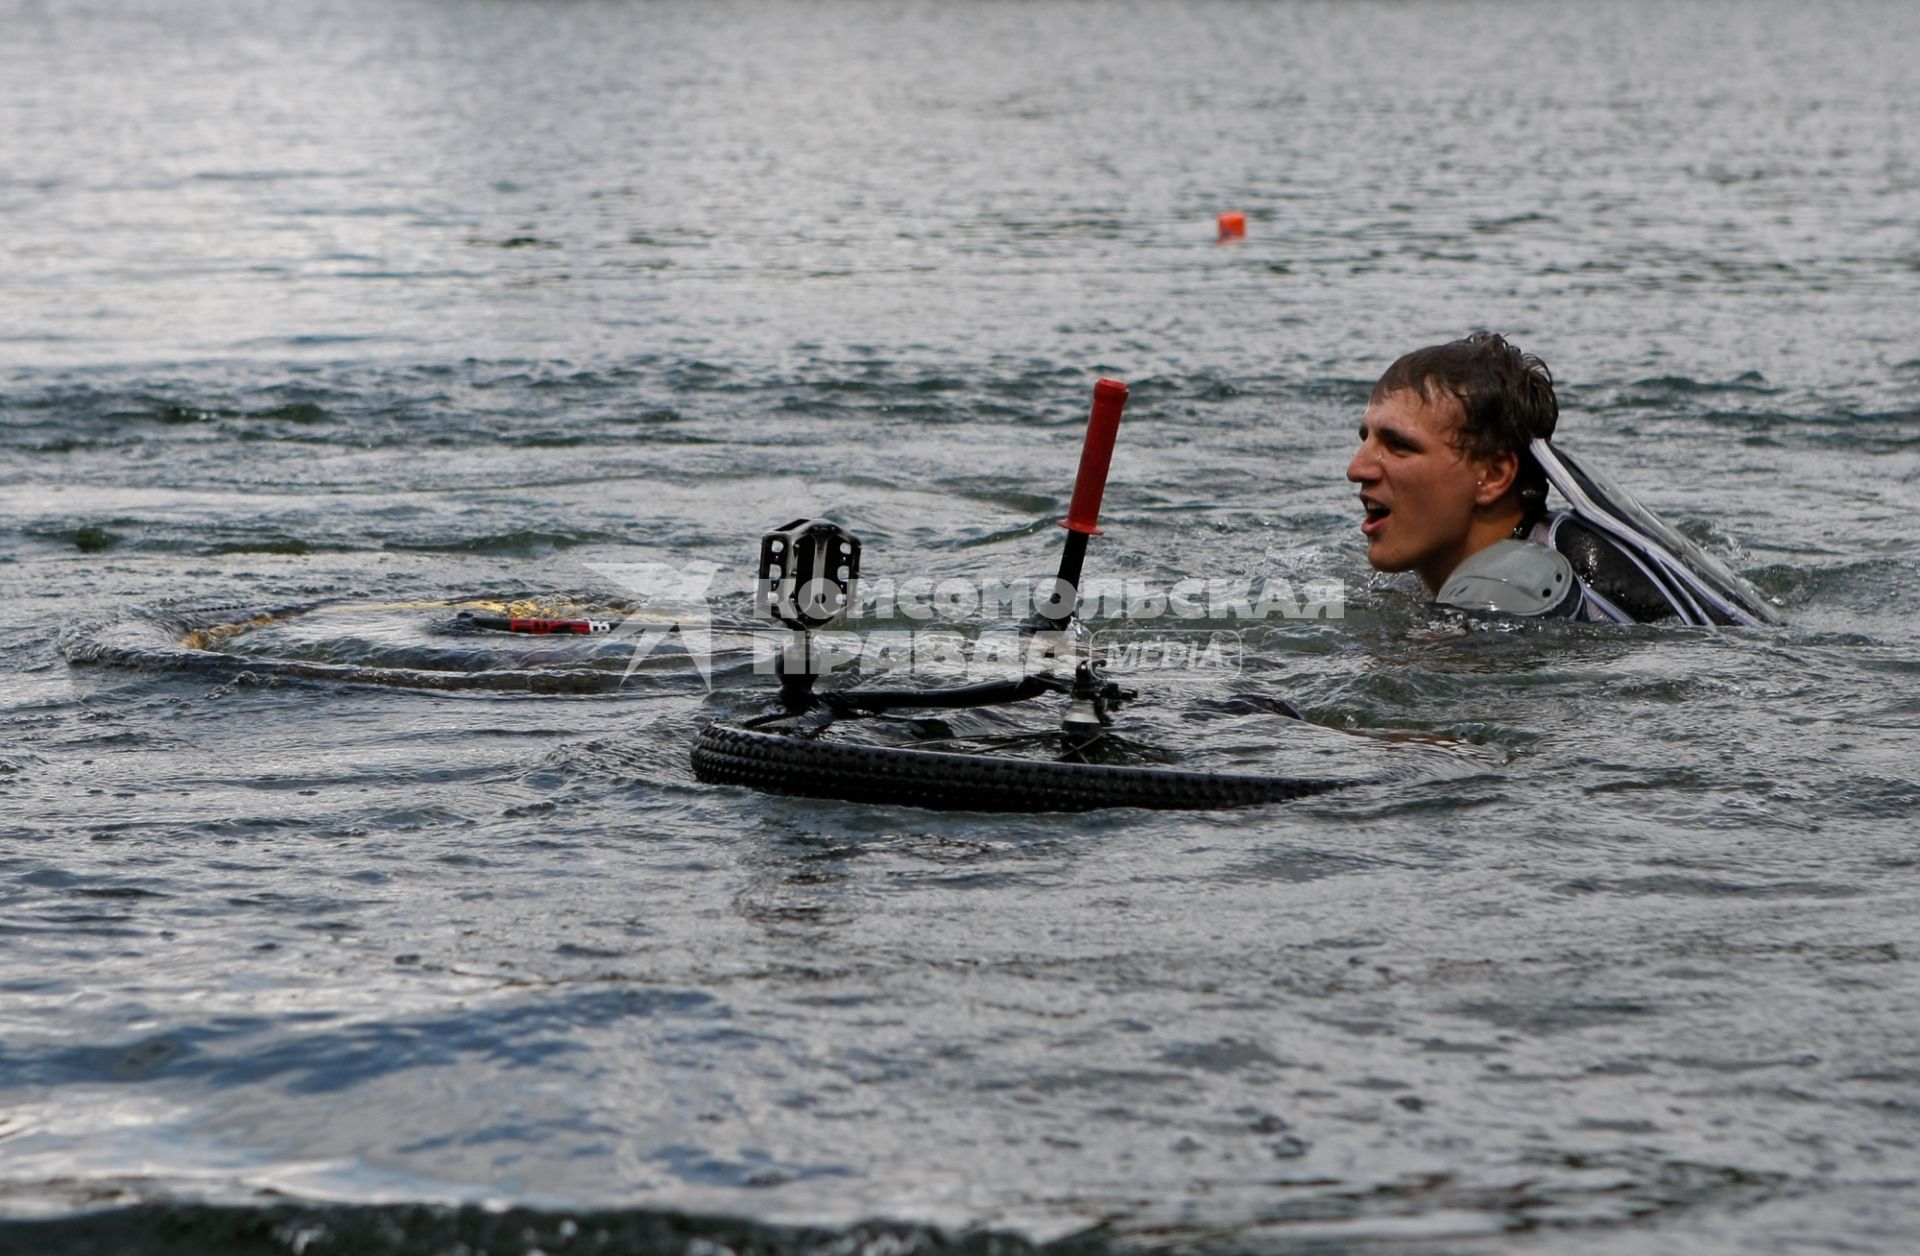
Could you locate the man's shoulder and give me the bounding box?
[1436,539,1582,618]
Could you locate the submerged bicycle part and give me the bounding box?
[453,611,613,635]
[757,519,861,630]
[1063,660,1135,738]
[691,376,1350,812]
[756,518,862,712]
[1025,377,1132,745]
[1032,377,1129,632]
[690,721,1348,813]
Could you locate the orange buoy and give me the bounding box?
[1217,211,1246,241]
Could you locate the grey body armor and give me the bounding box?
[1436,540,1582,618]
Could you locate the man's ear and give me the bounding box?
[1475,449,1519,506]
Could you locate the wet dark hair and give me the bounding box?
[1370,331,1557,521]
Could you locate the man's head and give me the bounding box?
[1346,333,1558,593]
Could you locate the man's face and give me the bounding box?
[1346,387,1489,591]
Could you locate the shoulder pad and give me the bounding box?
[1437,540,1581,618]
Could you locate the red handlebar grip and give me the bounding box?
[1061,377,1129,535]
[509,618,593,634]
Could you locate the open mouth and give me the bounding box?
[1361,498,1390,537]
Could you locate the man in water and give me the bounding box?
[1345,332,1781,625]
[1347,332,1570,609]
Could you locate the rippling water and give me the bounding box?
[4,1,1919,1252]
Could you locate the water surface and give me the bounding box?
[3,1,1918,1252]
